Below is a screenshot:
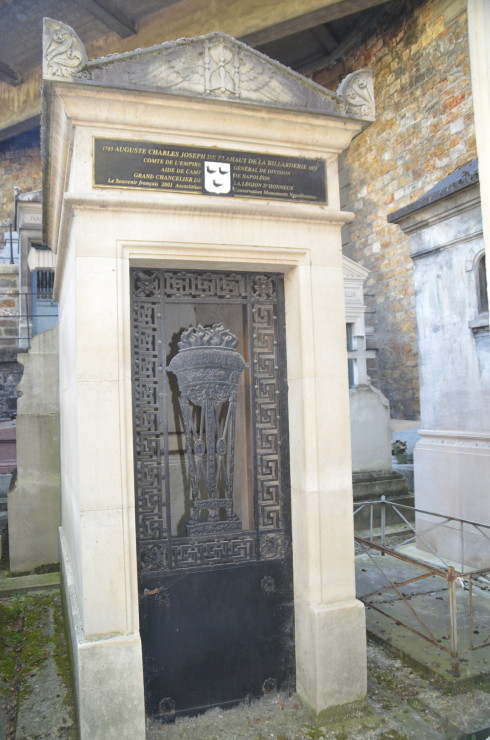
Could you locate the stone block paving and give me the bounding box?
[356,549,490,680]
[0,572,489,739]
[0,578,76,740]
[147,639,490,739]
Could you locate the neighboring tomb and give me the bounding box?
[343,256,410,515]
[390,160,490,568]
[8,326,60,572]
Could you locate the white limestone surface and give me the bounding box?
[43,27,371,738]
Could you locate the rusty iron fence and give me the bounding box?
[354,496,490,676]
[0,289,58,351]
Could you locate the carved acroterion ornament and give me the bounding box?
[43,19,87,79]
[42,19,375,123]
[337,69,375,120]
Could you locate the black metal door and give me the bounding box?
[131,269,294,719]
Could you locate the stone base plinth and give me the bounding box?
[414,431,490,570]
[353,470,409,499]
[60,531,146,740]
[295,599,367,713]
[9,478,60,571]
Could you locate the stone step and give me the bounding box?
[353,469,410,499]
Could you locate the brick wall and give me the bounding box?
[0,3,476,421]
[314,0,477,419]
[0,128,41,225]
[0,129,41,418]
[0,264,24,416]
[0,265,20,351]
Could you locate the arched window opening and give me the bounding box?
[477,254,488,315]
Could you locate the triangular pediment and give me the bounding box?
[343,255,370,280]
[42,19,374,121]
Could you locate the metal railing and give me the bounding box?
[0,290,58,351]
[0,226,19,265]
[354,497,490,676]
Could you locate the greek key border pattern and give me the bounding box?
[132,270,167,545]
[172,533,256,568]
[163,271,247,299]
[251,275,283,536]
[133,269,287,573]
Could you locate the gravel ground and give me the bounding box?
[1,585,489,740]
[0,588,76,740]
[146,641,490,740]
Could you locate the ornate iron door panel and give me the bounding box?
[131,269,294,719]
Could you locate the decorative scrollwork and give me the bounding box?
[251,282,283,534]
[252,274,276,301]
[260,532,285,560]
[262,677,277,694]
[178,323,239,349]
[43,19,87,79]
[172,534,256,568]
[139,544,169,572]
[261,575,276,594]
[142,585,170,606]
[158,697,176,716]
[132,269,289,573]
[134,270,160,298]
[132,269,166,558]
[168,325,246,535]
[205,37,239,97]
[337,69,375,121]
[163,271,247,299]
[155,586,171,607]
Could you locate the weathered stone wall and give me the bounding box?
[0,265,20,353]
[0,1,477,423]
[0,130,41,420]
[0,358,22,419]
[314,0,477,419]
[0,128,41,225]
[8,326,60,571]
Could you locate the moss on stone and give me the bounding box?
[0,588,76,738]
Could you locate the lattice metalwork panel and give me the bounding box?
[131,269,289,574]
[250,275,287,561]
[132,271,167,546]
[163,271,248,300]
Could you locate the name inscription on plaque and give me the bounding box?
[93,138,326,204]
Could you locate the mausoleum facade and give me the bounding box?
[41,22,374,736]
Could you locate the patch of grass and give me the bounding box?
[3,569,31,578]
[369,666,417,698]
[34,563,60,575]
[0,590,76,739]
[1,563,60,578]
[52,589,76,725]
[438,673,490,696]
[0,592,51,737]
[300,726,327,739]
[0,594,48,684]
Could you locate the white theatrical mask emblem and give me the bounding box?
[204,161,231,194]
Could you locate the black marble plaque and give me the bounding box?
[93,138,326,203]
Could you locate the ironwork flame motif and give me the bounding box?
[167,324,247,536]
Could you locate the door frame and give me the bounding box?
[130,267,294,716]
[113,230,364,717]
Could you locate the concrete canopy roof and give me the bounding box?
[41,22,374,121]
[1,0,391,140]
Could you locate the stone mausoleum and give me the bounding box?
[41,19,375,738]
